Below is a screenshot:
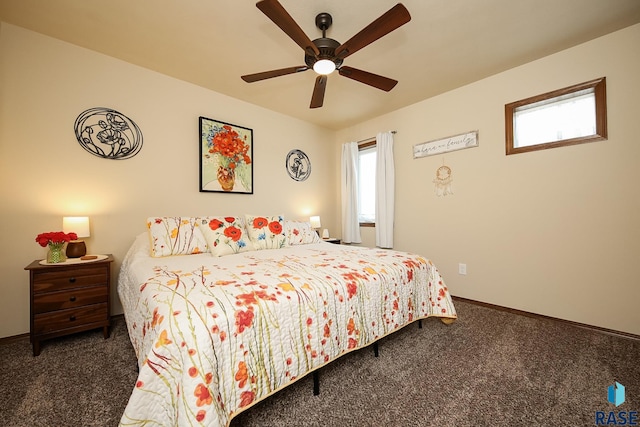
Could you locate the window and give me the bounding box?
[358,141,376,226]
[505,77,607,155]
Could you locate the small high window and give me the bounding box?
[505,77,607,155]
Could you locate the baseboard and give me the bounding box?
[0,332,29,345]
[452,295,640,342]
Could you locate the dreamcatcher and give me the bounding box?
[433,162,453,196]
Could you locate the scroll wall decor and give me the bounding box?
[413,130,478,158]
[74,107,143,160]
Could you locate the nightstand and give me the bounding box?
[24,255,113,356]
[324,238,341,244]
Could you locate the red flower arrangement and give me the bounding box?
[35,231,78,247]
[208,125,251,170]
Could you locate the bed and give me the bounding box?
[117,216,457,427]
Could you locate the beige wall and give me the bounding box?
[2,22,638,339]
[336,24,640,335]
[0,23,337,338]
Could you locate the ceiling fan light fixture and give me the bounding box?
[313,59,336,75]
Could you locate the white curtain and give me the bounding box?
[375,132,394,248]
[341,141,362,244]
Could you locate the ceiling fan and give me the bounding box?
[241,0,411,109]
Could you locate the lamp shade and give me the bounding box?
[309,216,321,229]
[63,216,90,238]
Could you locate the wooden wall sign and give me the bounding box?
[413,130,478,159]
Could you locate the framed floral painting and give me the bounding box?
[199,117,253,194]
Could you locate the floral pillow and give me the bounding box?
[198,216,254,257]
[244,214,288,250]
[284,220,322,245]
[147,217,208,257]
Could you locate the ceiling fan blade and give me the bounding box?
[338,66,398,91]
[241,66,309,82]
[256,0,320,57]
[310,75,327,108]
[335,3,411,59]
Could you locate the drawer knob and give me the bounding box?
[69,277,76,283]
[69,296,76,302]
[69,315,76,322]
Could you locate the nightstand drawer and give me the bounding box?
[33,303,108,335]
[33,286,108,314]
[33,267,108,293]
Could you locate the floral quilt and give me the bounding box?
[117,233,456,427]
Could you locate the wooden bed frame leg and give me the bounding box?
[373,342,379,357]
[313,371,320,395]
[440,317,456,325]
[418,319,422,329]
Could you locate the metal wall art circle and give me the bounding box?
[286,149,311,181]
[74,107,143,160]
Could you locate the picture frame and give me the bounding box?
[199,116,253,194]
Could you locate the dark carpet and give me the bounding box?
[1,300,638,426]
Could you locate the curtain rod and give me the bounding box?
[356,130,397,144]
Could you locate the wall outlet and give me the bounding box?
[458,263,467,275]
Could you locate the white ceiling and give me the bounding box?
[2,0,639,130]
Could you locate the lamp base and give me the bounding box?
[66,240,87,258]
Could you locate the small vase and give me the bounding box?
[47,243,67,263]
[217,165,235,192]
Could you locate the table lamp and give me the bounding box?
[63,216,90,258]
[309,216,321,236]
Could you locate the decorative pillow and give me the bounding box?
[244,214,288,250]
[147,217,208,257]
[198,216,254,257]
[284,220,322,245]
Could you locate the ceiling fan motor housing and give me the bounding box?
[305,37,343,69]
[305,12,343,70]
